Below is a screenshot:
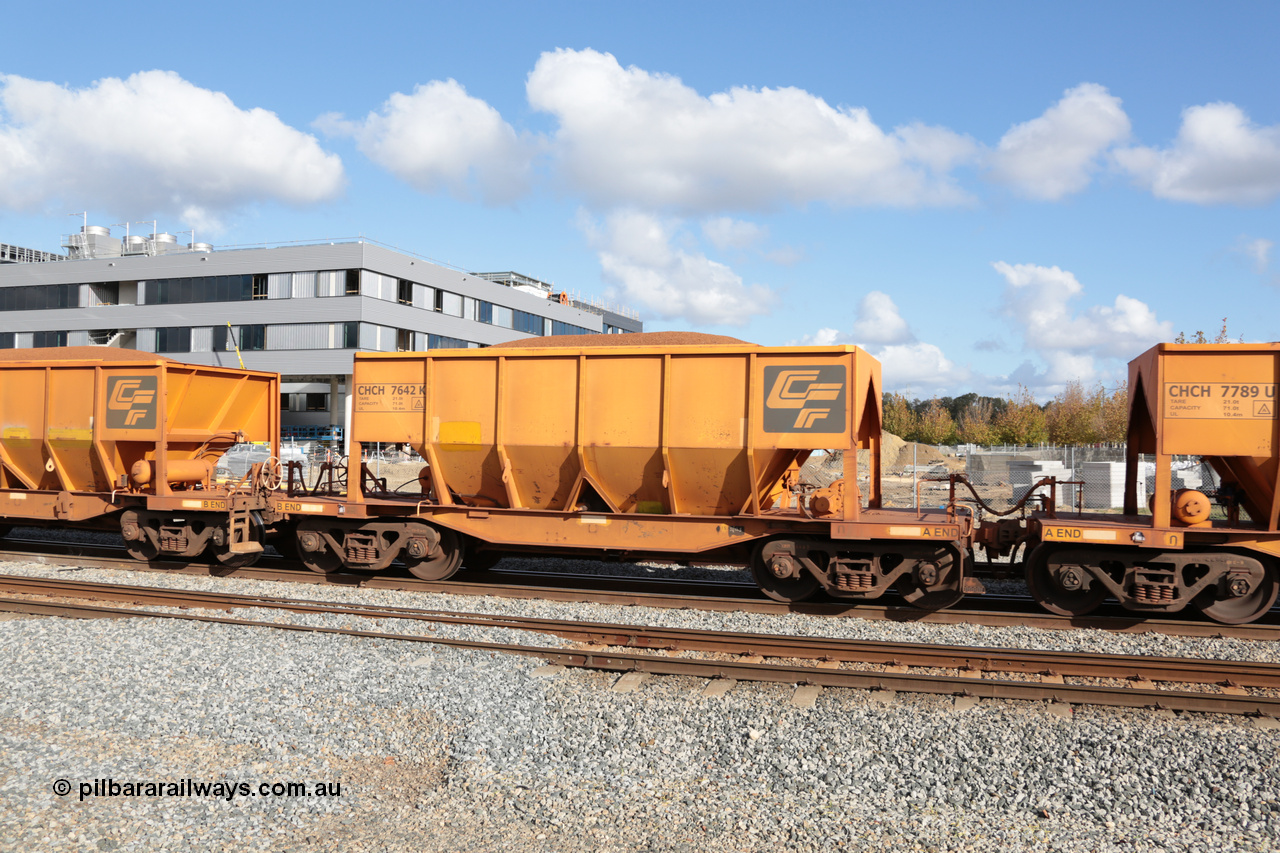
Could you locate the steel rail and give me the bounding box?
[3,574,1280,691]
[3,541,1278,640]
[0,593,1276,718]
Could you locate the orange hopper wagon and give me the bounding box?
[1018,343,1280,624]
[288,333,976,608]
[0,347,281,567]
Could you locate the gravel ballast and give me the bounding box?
[1,557,1277,852]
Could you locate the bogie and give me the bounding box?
[294,517,464,580]
[750,537,967,609]
[1024,544,1278,625]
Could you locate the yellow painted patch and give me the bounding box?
[439,421,482,452]
[48,428,93,441]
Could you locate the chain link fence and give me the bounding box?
[848,443,1223,518]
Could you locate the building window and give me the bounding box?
[552,320,591,336]
[339,321,358,349]
[397,279,414,305]
[396,328,413,352]
[0,283,78,311]
[241,325,266,351]
[156,327,192,353]
[477,301,493,324]
[305,393,330,412]
[32,330,68,348]
[252,274,269,300]
[281,393,291,412]
[428,334,471,349]
[512,309,544,336]
[345,269,360,295]
[0,332,13,348]
[147,275,253,304]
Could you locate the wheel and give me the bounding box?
[897,549,964,611]
[296,520,344,574]
[1195,565,1278,625]
[750,540,820,603]
[206,513,265,569]
[403,527,464,581]
[1025,546,1106,617]
[208,542,260,569]
[300,548,344,575]
[120,511,159,562]
[124,539,159,562]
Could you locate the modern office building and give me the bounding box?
[0,226,642,435]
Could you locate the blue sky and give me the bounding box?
[2,1,1276,399]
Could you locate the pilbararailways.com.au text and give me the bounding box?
[53,778,342,802]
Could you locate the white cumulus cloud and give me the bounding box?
[1238,236,1274,273]
[1115,102,1280,205]
[701,217,768,251]
[850,291,914,346]
[987,83,1131,200]
[993,261,1172,386]
[0,71,344,225]
[527,48,977,212]
[796,292,971,394]
[580,210,775,327]
[316,79,534,204]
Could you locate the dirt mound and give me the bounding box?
[880,433,907,468]
[797,433,909,486]
[892,442,946,469]
[490,331,754,349]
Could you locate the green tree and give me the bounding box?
[993,386,1048,445]
[957,399,998,446]
[881,392,919,440]
[914,400,958,445]
[1046,381,1096,445]
[1095,382,1128,443]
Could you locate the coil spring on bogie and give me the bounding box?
[836,572,875,591]
[159,534,188,551]
[1133,583,1176,604]
[345,545,378,563]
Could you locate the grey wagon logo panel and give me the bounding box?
[763,366,846,433]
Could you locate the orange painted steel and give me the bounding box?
[1126,342,1280,534]
[352,343,881,528]
[330,341,977,604]
[0,348,279,525]
[1017,343,1280,624]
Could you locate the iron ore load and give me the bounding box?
[288,332,978,609]
[0,347,281,566]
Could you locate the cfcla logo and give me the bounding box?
[106,376,158,429]
[763,366,846,433]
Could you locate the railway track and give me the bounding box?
[2,573,1278,718]
[3,535,1278,641]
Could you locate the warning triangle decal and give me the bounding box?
[1258,403,1272,416]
